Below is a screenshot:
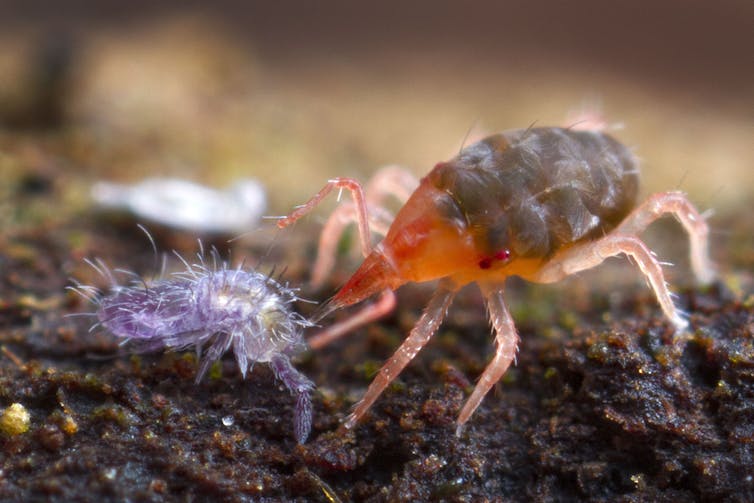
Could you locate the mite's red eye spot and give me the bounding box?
[479,249,511,269]
[494,249,511,261]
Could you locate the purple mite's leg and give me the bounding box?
[344,282,455,429]
[536,234,688,331]
[456,284,519,436]
[270,355,315,443]
[613,191,715,284]
[195,332,232,383]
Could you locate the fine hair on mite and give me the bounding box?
[69,237,316,444]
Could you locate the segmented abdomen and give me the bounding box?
[428,127,639,258]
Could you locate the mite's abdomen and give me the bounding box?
[428,127,640,259]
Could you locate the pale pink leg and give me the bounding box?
[281,171,420,350]
[277,178,373,257]
[310,202,360,289]
[364,165,420,205]
[564,101,608,132]
[308,289,396,350]
[309,167,419,288]
[614,191,715,284]
[344,282,456,429]
[456,284,519,436]
[536,234,688,331]
[310,202,395,289]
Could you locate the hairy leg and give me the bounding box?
[456,283,519,436]
[310,167,419,288]
[564,102,609,132]
[364,165,420,205]
[310,202,395,288]
[270,354,316,444]
[277,178,372,258]
[614,191,715,284]
[280,170,419,348]
[536,234,688,331]
[344,281,456,429]
[308,289,396,349]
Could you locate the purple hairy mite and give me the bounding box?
[74,254,315,443]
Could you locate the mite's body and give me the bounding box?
[280,125,714,435]
[333,128,639,300]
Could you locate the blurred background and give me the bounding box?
[0,0,751,225]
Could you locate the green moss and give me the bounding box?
[209,360,223,380]
[357,360,382,380]
[388,380,407,394]
[544,367,558,380]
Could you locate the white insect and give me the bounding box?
[91,178,267,233]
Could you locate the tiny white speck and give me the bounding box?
[222,415,234,427]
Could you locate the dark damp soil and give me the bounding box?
[1,207,752,502]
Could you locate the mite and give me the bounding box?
[279,125,715,435]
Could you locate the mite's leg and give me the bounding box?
[456,284,519,436]
[564,102,608,132]
[614,191,715,284]
[536,234,688,331]
[308,289,396,350]
[364,165,420,205]
[310,167,419,288]
[310,202,395,289]
[277,178,372,258]
[344,283,456,429]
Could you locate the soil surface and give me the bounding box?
[2,180,753,503]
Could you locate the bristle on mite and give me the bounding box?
[73,251,316,443]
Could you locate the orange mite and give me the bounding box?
[279,125,715,435]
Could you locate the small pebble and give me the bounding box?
[0,403,31,436]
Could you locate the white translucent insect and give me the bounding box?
[71,250,315,443]
[91,177,267,233]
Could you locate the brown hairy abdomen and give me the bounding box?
[429,127,639,259]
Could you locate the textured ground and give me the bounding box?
[1,188,753,502]
[1,5,752,502]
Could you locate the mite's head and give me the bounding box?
[315,248,402,320]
